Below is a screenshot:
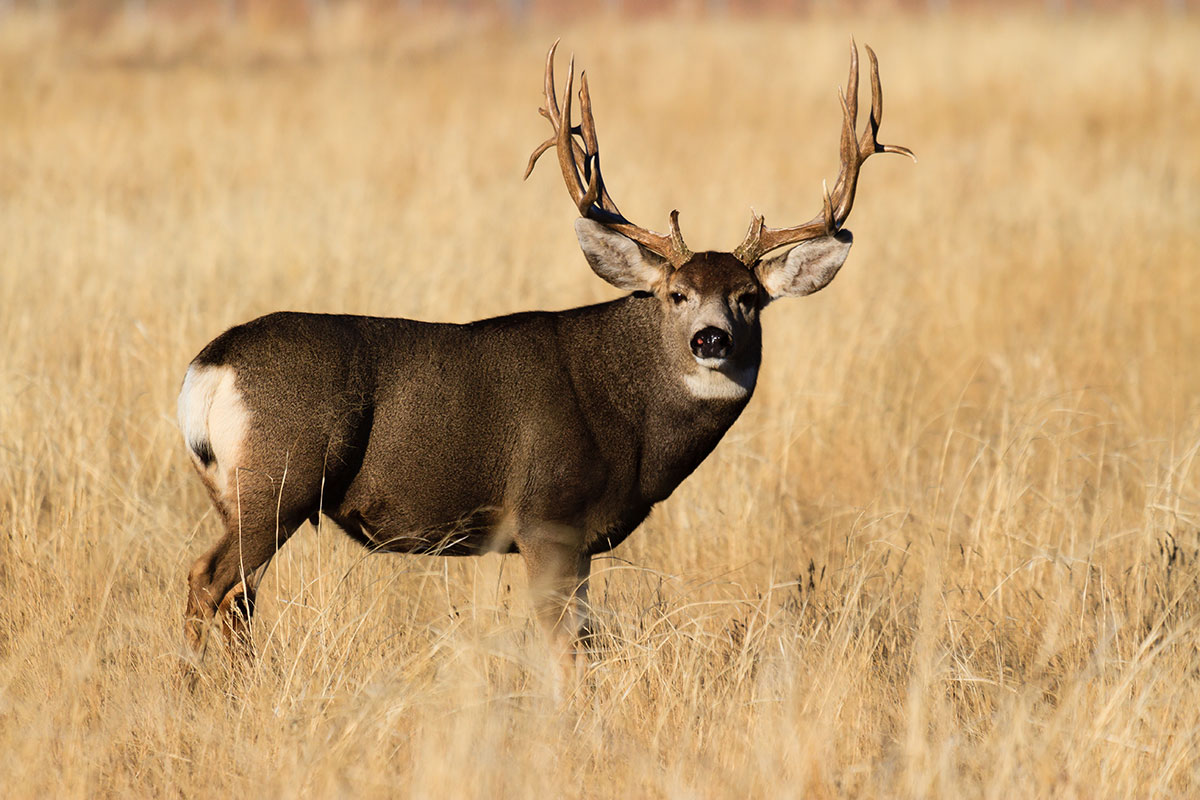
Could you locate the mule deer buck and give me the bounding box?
[177,41,912,677]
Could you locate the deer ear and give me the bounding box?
[754,230,853,299]
[575,218,672,291]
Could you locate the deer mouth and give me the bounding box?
[694,355,732,370]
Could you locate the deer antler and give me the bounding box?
[732,40,915,265]
[525,41,692,268]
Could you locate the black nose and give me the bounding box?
[691,326,733,360]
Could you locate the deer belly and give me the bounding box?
[330,467,511,556]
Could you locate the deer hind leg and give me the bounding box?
[181,460,305,676]
[183,538,224,667]
[178,361,334,682]
[216,560,270,665]
[183,515,296,678]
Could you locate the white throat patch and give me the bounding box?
[682,363,758,401]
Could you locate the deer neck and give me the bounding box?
[559,295,759,493]
[569,292,762,408]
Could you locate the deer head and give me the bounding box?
[525,41,915,395]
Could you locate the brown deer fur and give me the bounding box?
[177,42,911,678]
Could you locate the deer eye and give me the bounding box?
[738,292,758,309]
[669,292,688,305]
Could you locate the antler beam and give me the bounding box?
[526,42,692,268]
[732,40,916,265]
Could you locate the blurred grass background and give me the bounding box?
[0,1,1198,796]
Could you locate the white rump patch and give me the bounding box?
[682,363,758,401]
[177,363,250,493]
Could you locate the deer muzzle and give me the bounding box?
[691,326,733,362]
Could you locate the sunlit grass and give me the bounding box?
[0,7,1198,797]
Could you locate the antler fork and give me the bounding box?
[525,41,693,268]
[732,40,916,265]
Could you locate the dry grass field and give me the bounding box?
[1,5,1198,797]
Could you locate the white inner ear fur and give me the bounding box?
[575,218,671,291]
[755,231,853,299]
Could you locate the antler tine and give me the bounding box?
[733,40,914,265]
[844,37,859,152]
[556,55,586,210]
[863,45,916,162]
[547,55,605,215]
[525,42,589,181]
[822,179,834,231]
[562,67,604,216]
[861,44,881,156]
[544,39,561,127]
[817,39,860,229]
[830,78,863,227]
[525,43,691,267]
[524,138,554,180]
[525,40,565,180]
[578,71,622,216]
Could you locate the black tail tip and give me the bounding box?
[191,439,216,468]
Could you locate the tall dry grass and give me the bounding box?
[1,7,1198,797]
